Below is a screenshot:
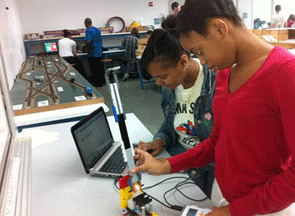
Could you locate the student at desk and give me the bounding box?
[138,15,216,200]
[120,28,140,81]
[133,0,295,215]
[58,29,87,80]
[84,18,104,87]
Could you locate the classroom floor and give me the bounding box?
[96,75,164,136]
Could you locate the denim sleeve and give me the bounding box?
[153,87,176,148]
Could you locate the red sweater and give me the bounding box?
[168,46,295,215]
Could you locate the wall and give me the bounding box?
[17,0,168,34]
[274,0,294,22]
[253,0,272,23]
[0,0,26,89]
[237,0,253,29]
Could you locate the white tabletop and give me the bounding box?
[14,103,108,127]
[19,113,207,216]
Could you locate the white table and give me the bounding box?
[15,103,108,129]
[19,113,209,216]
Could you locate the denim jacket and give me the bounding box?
[154,64,216,155]
[153,64,216,198]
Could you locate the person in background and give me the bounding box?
[138,15,216,199]
[269,5,285,28]
[146,30,153,40]
[120,28,139,81]
[58,29,87,80]
[171,2,181,15]
[286,14,295,27]
[84,18,104,87]
[133,0,295,215]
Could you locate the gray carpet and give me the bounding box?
[96,76,164,136]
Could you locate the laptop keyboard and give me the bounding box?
[99,147,127,174]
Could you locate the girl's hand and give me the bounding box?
[137,139,164,156]
[132,148,171,175]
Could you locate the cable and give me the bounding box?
[114,176,190,191]
[163,177,208,206]
[144,193,183,211]
[114,175,208,211]
[175,181,208,202]
[114,176,121,190]
[142,176,191,190]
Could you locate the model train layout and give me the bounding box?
[10,55,104,116]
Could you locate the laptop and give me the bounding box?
[71,106,128,177]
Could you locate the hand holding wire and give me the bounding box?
[132,148,171,175]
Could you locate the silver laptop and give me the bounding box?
[71,106,128,177]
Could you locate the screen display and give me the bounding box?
[186,209,198,216]
[73,111,113,169]
[44,42,57,52]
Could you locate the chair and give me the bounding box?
[129,58,156,90]
[104,65,120,91]
[102,58,113,73]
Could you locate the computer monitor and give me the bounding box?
[44,42,58,53]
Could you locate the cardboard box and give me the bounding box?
[125,26,148,32]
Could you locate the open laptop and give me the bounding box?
[71,106,128,177]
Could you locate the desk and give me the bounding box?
[103,49,125,59]
[15,103,109,131]
[24,32,147,56]
[77,49,125,58]
[19,113,208,215]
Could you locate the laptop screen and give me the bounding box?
[72,107,114,171]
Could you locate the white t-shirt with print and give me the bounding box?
[174,59,204,150]
[58,38,76,57]
[271,13,285,28]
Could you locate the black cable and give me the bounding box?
[114,176,190,191]
[163,178,191,207]
[175,181,208,202]
[163,177,208,206]
[114,176,121,190]
[142,176,191,190]
[114,175,207,211]
[144,193,183,211]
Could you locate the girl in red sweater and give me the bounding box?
[132,0,295,215]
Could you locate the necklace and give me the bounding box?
[179,81,198,104]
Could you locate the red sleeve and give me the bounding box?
[167,110,220,173]
[229,59,295,216]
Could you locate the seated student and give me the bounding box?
[286,14,295,27]
[133,0,295,215]
[120,28,139,81]
[58,29,87,80]
[138,18,216,198]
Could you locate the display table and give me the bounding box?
[15,102,108,130]
[18,113,208,216]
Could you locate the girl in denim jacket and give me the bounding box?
[138,21,216,199]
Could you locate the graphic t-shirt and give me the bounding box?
[174,59,204,150]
